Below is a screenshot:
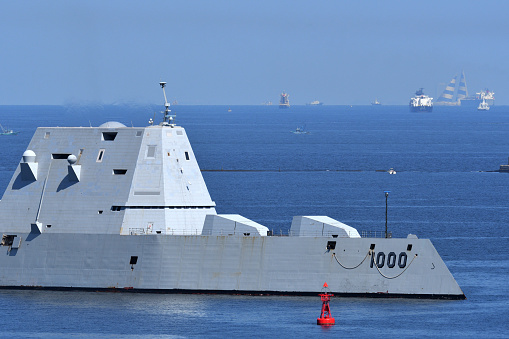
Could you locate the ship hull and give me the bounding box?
[409,105,433,112]
[0,232,465,299]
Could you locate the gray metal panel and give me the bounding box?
[0,233,463,297]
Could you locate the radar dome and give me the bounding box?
[99,121,126,128]
[22,150,36,163]
[67,154,78,165]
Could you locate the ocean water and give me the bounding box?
[0,104,508,338]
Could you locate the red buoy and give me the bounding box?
[317,282,335,326]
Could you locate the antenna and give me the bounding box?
[384,191,390,238]
[159,81,176,126]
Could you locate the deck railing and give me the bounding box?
[130,228,392,238]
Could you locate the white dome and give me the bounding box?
[98,121,126,128]
[22,150,36,163]
[67,154,77,165]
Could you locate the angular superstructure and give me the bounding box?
[0,84,465,299]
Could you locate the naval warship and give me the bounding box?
[0,82,464,299]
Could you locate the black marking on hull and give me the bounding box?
[0,286,466,300]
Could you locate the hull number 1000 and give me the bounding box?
[371,251,407,269]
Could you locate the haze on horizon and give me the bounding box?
[1,1,508,106]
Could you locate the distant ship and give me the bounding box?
[279,91,290,109]
[499,157,509,173]
[477,98,490,111]
[371,99,381,106]
[291,126,309,134]
[461,89,495,107]
[306,101,323,106]
[0,123,19,136]
[436,71,495,107]
[409,88,433,112]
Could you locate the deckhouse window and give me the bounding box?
[102,132,117,141]
[146,145,156,159]
[97,149,105,162]
[52,153,71,159]
[185,151,190,160]
[113,169,127,175]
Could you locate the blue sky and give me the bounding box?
[1,1,508,105]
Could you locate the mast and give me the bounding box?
[159,81,176,126]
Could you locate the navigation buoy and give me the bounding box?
[317,282,335,326]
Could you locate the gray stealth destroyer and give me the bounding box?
[0,83,464,299]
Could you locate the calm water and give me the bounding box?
[0,104,508,338]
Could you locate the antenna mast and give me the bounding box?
[159,81,176,126]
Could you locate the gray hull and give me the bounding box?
[0,232,463,298]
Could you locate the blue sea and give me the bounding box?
[0,104,508,338]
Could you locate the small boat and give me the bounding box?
[292,127,309,134]
[371,99,381,105]
[0,124,19,136]
[388,168,396,175]
[499,157,509,172]
[477,98,490,111]
[306,100,323,106]
[228,107,232,112]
